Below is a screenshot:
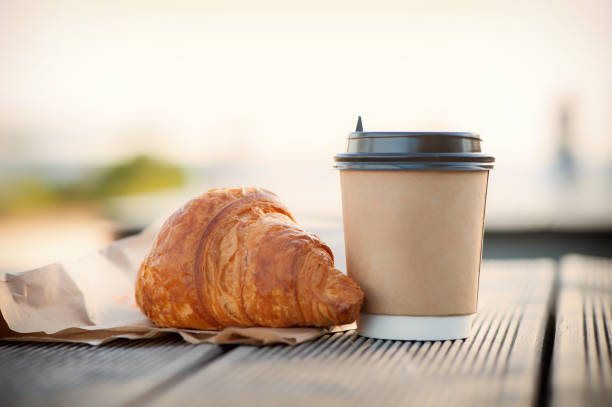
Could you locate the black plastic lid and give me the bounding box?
[334,117,495,171]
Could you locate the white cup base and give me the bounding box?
[357,313,474,341]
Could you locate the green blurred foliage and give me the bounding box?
[0,155,185,215]
[0,176,62,213]
[93,155,184,198]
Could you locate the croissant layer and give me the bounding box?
[135,188,364,329]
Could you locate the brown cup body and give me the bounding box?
[340,170,489,316]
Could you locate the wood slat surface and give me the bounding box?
[551,255,612,406]
[150,260,555,407]
[0,337,222,407]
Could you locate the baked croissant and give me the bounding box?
[135,187,364,329]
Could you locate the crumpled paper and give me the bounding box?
[0,224,352,345]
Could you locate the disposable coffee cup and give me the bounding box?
[334,118,494,341]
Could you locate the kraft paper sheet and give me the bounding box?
[0,224,351,346]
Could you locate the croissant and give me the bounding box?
[135,187,364,329]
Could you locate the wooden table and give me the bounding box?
[1,253,611,406]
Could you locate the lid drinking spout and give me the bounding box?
[355,116,363,132]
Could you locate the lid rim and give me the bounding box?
[349,131,481,140]
[334,153,495,163]
[333,162,494,171]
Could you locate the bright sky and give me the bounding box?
[0,0,611,167]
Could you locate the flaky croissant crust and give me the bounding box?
[135,187,364,329]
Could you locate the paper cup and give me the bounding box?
[334,122,494,340]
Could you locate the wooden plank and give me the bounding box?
[551,255,612,407]
[0,336,222,407]
[150,260,554,407]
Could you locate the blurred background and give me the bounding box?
[1,0,611,272]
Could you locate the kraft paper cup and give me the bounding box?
[334,122,494,340]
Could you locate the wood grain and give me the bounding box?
[0,337,222,407]
[551,255,612,407]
